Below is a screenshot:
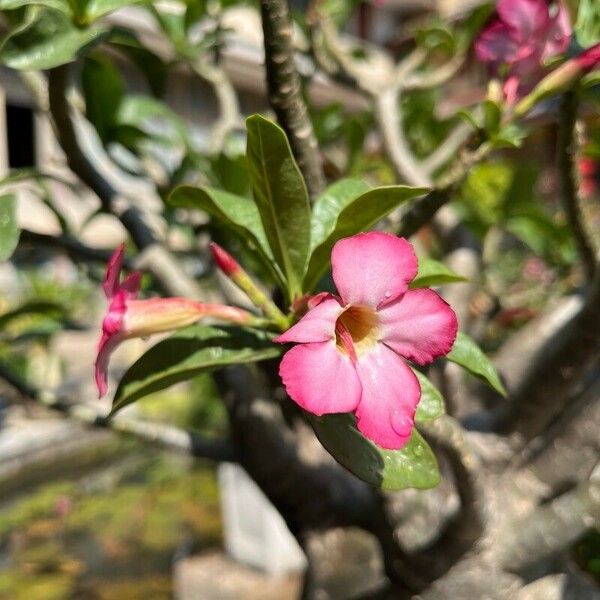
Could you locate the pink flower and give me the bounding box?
[275,232,458,450]
[475,0,571,103]
[95,244,258,398]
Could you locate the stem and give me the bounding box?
[557,90,596,281]
[260,0,326,200]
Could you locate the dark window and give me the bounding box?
[6,104,35,168]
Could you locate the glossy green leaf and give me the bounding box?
[413,369,445,423]
[410,256,467,288]
[0,193,19,261]
[0,7,108,70]
[310,413,439,490]
[168,185,284,287]
[303,185,428,292]
[112,324,281,414]
[246,115,311,299]
[447,331,506,396]
[309,178,370,254]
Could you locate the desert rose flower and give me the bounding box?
[475,0,571,103]
[95,244,259,398]
[275,232,458,450]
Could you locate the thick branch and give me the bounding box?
[260,0,325,199]
[0,363,237,462]
[497,476,600,572]
[499,265,600,441]
[557,90,596,281]
[46,65,202,299]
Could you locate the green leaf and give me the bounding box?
[410,256,467,288]
[0,0,69,13]
[246,115,311,299]
[82,54,124,144]
[112,324,282,414]
[83,0,144,22]
[310,413,439,490]
[0,7,108,70]
[413,369,445,423]
[0,300,68,330]
[303,185,428,292]
[168,185,284,287]
[309,178,370,253]
[447,331,506,396]
[107,28,167,97]
[0,193,19,261]
[574,0,600,48]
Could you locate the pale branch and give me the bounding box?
[557,90,596,281]
[260,0,326,200]
[46,64,202,299]
[402,53,467,92]
[374,88,432,187]
[498,264,600,442]
[191,58,242,155]
[497,476,600,573]
[421,122,473,176]
[0,363,237,462]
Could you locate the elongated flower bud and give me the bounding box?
[514,43,600,118]
[209,242,289,330]
[95,244,265,398]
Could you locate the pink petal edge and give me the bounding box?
[378,288,458,366]
[279,341,361,415]
[331,232,417,309]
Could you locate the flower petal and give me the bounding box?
[332,232,417,309]
[94,330,122,398]
[279,341,361,415]
[475,20,519,66]
[120,271,142,299]
[542,6,571,59]
[497,0,549,41]
[354,344,420,449]
[275,295,343,344]
[378,288,458,365]
[102,243,125,299]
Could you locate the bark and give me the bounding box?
[499,266,600,442]
[260,0,326,200]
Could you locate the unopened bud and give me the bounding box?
[210,242,241,276]
[514,42,600,118]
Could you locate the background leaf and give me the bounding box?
[0,193,19,261]
[0,7,107,70]
[310,413,439,491]
[112,324,281,414]
[169,185,284,287]
[246,115,311,299]
[447,331,506,396]
[303,185,428,292]
[410,256,468,288]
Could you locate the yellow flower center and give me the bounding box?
[335,305,379,360]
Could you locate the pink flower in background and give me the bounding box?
[475,0,571,103]
[95,244,257,398]
[275,232,458,450]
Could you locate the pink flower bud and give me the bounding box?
[209,242,241,276]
